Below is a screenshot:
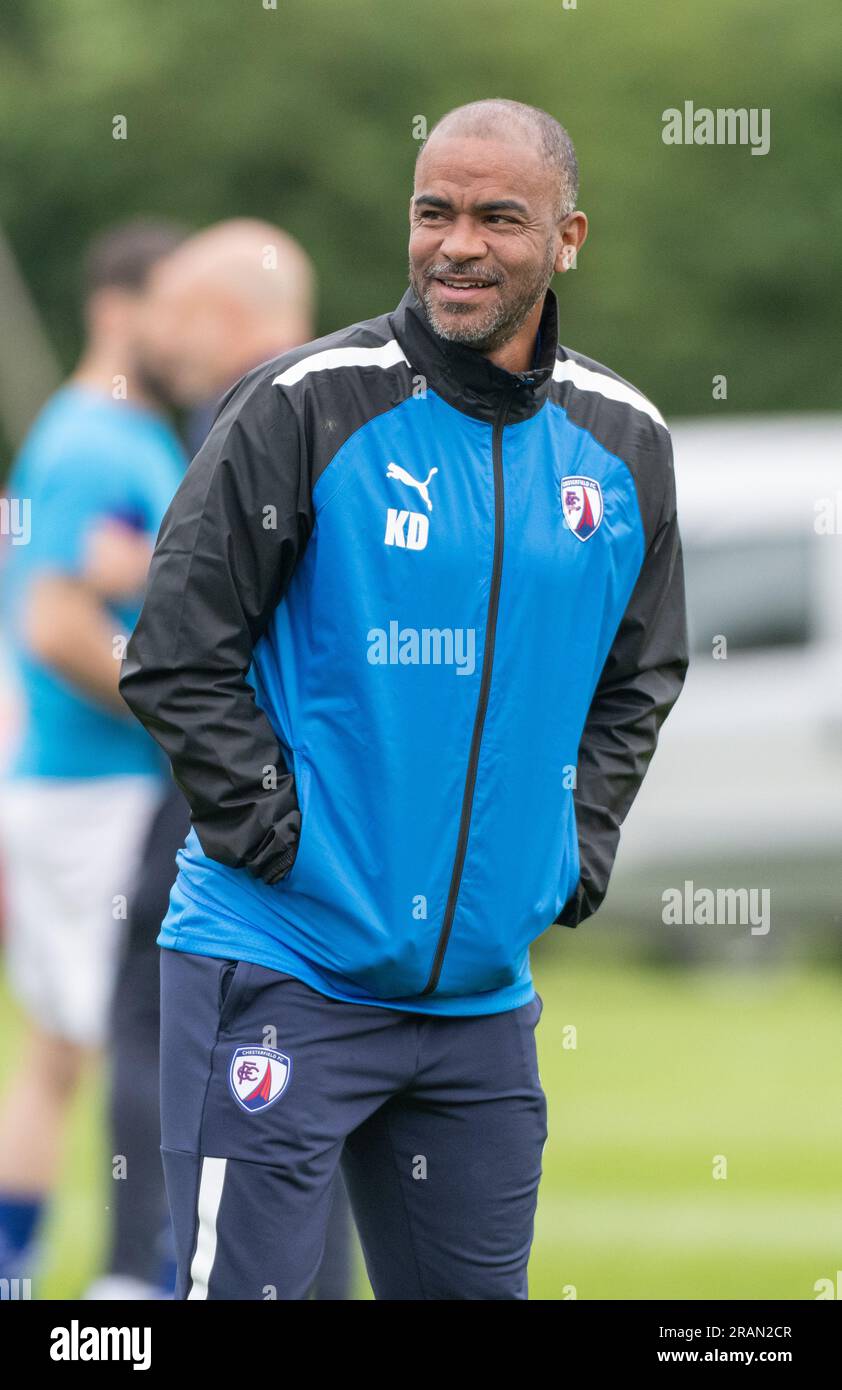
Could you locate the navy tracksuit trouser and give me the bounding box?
[160,949,547,1300]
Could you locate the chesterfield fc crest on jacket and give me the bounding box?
[561,475,604,542]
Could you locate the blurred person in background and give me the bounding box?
[90,219,356,1300]
[145,218,314,455]
[0,220,187,1286]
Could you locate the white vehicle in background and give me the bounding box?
[610,414,842,931]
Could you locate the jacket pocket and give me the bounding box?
[279,750,311,889]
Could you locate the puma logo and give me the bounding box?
[386,462,438,513]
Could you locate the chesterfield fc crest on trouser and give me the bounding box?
[229,1046,291,1112]
[561,475,604,542]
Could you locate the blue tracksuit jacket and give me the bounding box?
[121,287,688,1014]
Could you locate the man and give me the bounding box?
[0,220,186,1282]
[93,220,352,1299]
[121,99,688,1300]
[140,217,314,454]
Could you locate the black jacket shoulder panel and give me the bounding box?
[120,362,311,883]
[262,309,416,493]
[550,345,672,548]
[120,308,418,882]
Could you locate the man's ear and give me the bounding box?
[554,211,588,274]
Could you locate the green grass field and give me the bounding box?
[2,946,840,1300]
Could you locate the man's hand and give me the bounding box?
[25,573,130,714]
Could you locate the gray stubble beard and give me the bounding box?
[410,237,557,353]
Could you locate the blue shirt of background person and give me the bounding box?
[2,384,185,778]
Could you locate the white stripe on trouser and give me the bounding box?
[187,1157,228,1300]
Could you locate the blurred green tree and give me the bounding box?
[0,0,839,457]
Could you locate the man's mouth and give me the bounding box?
[432,275,498,302]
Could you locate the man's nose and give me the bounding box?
[439,216,488,263]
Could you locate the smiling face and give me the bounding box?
[409,132,585,365]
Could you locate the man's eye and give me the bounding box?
[486,215,514,225]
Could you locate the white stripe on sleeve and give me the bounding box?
[553,357,667,430]
[273,339,409,387]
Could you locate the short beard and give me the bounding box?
[410,240,556,354]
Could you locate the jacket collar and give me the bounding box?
[390,285,559,424]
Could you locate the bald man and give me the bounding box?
[122,101,688,1300]
[141,219,313,407]
[92,220,353,1300]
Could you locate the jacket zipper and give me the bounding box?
[420,389,513,995]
